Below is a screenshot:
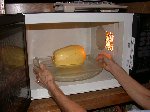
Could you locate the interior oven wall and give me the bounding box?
[25,13,134,73]
[26,22,123,67]
[90,23,124,67]
[26,27,92,64]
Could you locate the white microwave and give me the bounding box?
[25,13,150,99]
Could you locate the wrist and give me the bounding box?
[47,80,57,90]
[47,81,64,98]
[109,62,126,78]
[109,61,121,74]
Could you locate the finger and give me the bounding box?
[40,63,47,71]
[33,66,39,73]
[104,56,111,64]
[102,63,107,68]
[39,64,50,76]
[33,68,40,76]
[96,54,105,62]
[33,64,40,71]
[97,52,112,61]
[36,75,39,80]
[33,68,37,74]
[35,76,41,83]
[101,52,112,59]
[99,62,105,68]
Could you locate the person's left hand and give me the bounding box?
[33,64,55,89]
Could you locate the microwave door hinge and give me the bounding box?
[129,37,135,70]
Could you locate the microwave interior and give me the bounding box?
[26,22,124,99]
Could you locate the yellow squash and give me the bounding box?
[52,45,86,67]
[2,46,25,67]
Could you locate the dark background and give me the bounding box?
[5,0,150,3]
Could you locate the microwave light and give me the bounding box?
[105,31,114,51]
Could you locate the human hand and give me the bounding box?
[33,64,55,89]
[96,51,115,72]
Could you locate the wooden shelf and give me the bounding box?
[28,83,150,112]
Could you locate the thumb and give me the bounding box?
[40,64,46,70]
[103,56,111,64]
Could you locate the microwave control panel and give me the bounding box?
[130,14,150,84]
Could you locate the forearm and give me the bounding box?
[47,82,86,112]
[110,63,150,109]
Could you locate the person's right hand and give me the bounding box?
[96,51,116,72]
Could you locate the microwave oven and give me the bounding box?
[24,13,150,99]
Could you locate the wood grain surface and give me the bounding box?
[28,83,150,112]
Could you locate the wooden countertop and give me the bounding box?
[28,83,150,112]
